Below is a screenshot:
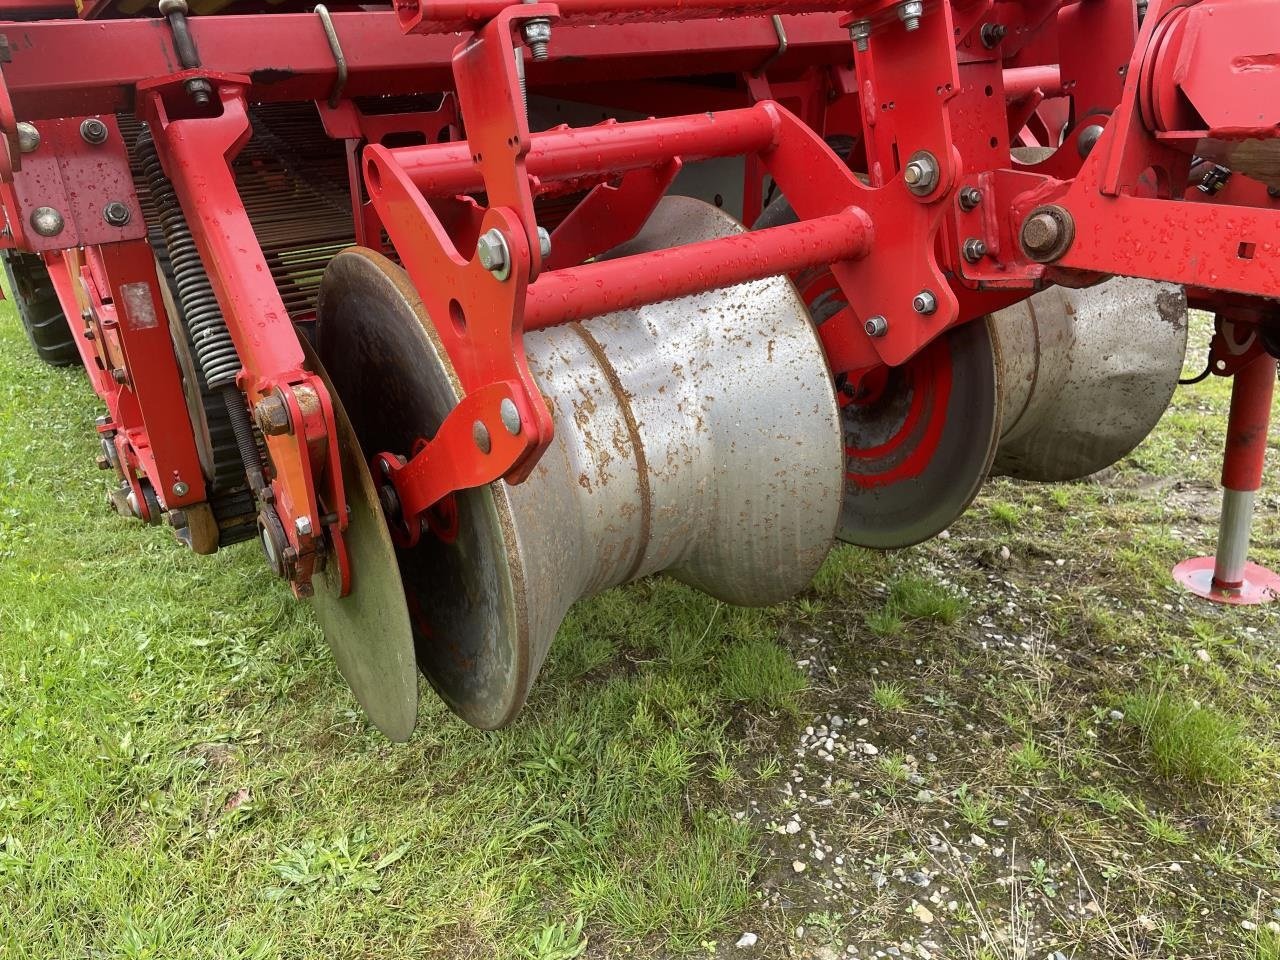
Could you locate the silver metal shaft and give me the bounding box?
[1213,487,1256,588]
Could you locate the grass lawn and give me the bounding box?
[1,296,1279,960]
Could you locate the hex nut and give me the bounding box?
[898,0,924,30]
[849,19,872,51]
[476,228,511,280]
[912,290,938,315]
[80,118,109,145]
[864,315,889,338]
[103,201,131,226]
[962,238,989,263]
[254,394,292,436]
[958,186,983,212]
[903,151,940,197]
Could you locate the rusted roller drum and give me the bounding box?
[990,279,1188,481]
[316,197,844,730]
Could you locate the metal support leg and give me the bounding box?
[1174,353,1280,604]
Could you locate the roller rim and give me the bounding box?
[301,336,419,742]
[315,248,530,731]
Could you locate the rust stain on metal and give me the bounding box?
[568,320,653,584]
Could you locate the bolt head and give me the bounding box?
[849,19,872,50]
[1076,123,1105,159]
[476,228,510,278]
[864,315,889,338]
[80,118,109,145]
[30,206,63,237]
[103,201,131,227]
[912,290,938,315]
[172,480,190,497]
[253,394,292,436]
[16,122,40,154]
[472,419,492,454]
[958,186,983,211]
[536,226,552,260]
[1021,212,1062,254]
[903,151,940,196]
[294,515,313,538]
[111,366,129,384]
[522,18,551,44]
[897,0,924,27]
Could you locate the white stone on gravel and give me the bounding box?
[735,933,758,949]
[857,742,879,756]
[910,902,935,924]
[1108,710,1125,721]
[792,860,807,873]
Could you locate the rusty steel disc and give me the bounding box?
[300,336,419,743]
[315,247,530,730]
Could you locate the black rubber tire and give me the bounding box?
[2,250,78,366]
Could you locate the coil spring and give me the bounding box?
[137,130,265,496]
[137,132,241,390]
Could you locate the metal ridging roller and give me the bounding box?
[316,198,844,729]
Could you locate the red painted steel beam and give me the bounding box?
[1221,352,1277,494]
[393,107,779,196]
[0,12,854,118]
[402,0,857,31]
[524,209,873,329]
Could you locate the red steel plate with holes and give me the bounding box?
[9,116,143,252]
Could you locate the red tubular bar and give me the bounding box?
[1221,353,1277,493]
[524,209,873,329]
[1003,65,1063,100]
[393,106,781,196]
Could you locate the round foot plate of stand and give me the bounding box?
[1172,556,1280,605]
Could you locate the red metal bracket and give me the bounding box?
[137,75,348,594]
[6,115,143,252]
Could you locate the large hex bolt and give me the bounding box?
[80,118,109,145]
[254,393,292,436]
[958,185,983,212]
[476,228,511,281]
[30,206,64,237]
[849,19,872,51]
[1020,205,1076,262]
[16,121,40,154]
[522,17,552,60]
[903,151,940,197]
[897,0,924,30]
